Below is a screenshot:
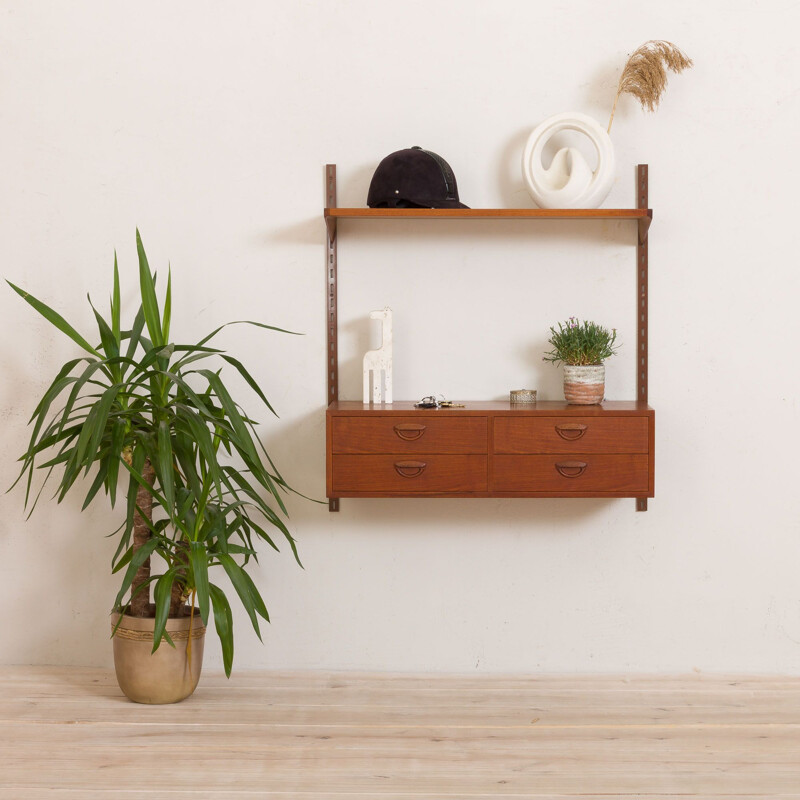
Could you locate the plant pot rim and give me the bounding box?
[111,607,204,633]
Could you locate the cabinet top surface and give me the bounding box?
[328,401,653,416]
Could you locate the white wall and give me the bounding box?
[1,0,799,674]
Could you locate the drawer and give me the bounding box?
[331,416,487,454]
[493,416,649,454]
[493,454,649,493]
[331,455,487,493]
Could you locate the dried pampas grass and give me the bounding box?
[608,40,693,133]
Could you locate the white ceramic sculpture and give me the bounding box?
[363,307,393,404]
[522,112,615,209]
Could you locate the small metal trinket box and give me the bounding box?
[510,389,537,404]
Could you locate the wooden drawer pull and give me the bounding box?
[393,423,427,441]
[555,460,588,478]
[555,423,588,441]
[394,460,427,478]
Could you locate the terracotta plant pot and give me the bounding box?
[563,364,605,404]
[110,609,205,704]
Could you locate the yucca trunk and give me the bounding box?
[129,459,155,617]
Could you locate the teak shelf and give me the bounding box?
[325,207,652,245]
[324,164,654,512]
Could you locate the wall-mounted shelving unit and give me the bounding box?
[324,164,654,512]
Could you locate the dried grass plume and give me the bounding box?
[608,40,693,133]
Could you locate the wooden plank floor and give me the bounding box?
[1,667,799,799]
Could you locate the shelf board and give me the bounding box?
[325,207,651,221]
[325,207,652,242]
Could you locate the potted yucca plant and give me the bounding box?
[543,317,619,404]
[8,231,303,703]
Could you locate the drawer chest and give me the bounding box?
[324,164,654,511]
[327,401,654,500]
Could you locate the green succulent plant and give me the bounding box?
[8,230,302,676]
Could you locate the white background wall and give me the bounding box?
[1,0,799,674]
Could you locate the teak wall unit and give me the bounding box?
[325,164,654,512]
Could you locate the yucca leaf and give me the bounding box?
[113,536,159,609]
[111,252,121,345]
[27,358,83,425]
[198,504,225,545]
[111,544,133,574]
[156,420,174,514]
[136,229,163,347]
[120,454,169,509]
[209,583,234,677]
[68,382,121,479]
[219,467,286,531]
[154,370,214,418]
[217,553,262,640]
[162,267,171,344]
[7,280,101,357]
[89,297,119,365]
[245,462,289,518]
[219,355,277,417]
[221,543,257,557]
[240,514,281,556]
[106,418,126,507]
[221,555,269,623]
[152,571,177,652]
[196,369,259,465]
[124,305,146,361]
[173,433,201,501]
[55,360,109,441]
[155,344,174,361]
[82,461,109,510]
[84,383,123,470]
[25,424,82,468]
[176,486,197,530]
[174,403,221,496]
[193,319,300,352]
[189,541,210,625]
[23,372,81,470]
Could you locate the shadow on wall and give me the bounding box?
[496,50,629,211]
[6,502,121,667]
[259,399,633,533]
[255,161,377,249]
[518,335,564,400]
[259,217,321,246]
[581,57,626,130]
[496,127,535,209]
[336,160,385,209]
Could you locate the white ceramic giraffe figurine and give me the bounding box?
[362,307,393,404]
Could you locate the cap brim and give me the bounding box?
[433,200,470,209]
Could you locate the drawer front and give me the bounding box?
[331,416,487,454]
[493,417,649,454]
[493,454,649,493]
[331,455,487,493]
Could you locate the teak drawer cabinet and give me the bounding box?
[324,164,655,511]
[327,402,654,500]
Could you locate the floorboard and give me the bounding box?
[1,667,798,798]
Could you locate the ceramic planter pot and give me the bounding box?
[110,609,205,704]
[563,364,605,404]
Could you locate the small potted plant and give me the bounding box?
[9,231,304,703]
[543,317,619,404]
